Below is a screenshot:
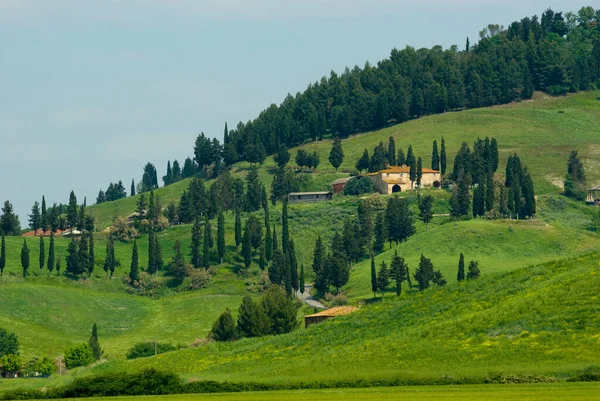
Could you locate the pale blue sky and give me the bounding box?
[0,0,581,221]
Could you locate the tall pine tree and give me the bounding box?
[47,232,55,276]
[39,236,45,272]
[431,140,440,171]
[457,253,465,282]
[440,137,447,176]
[370,252,377,298]
[129,240,139,283]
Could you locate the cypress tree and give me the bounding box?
[66,238,79,277]
[67,191,78,229]
[418,194,434,231]
[450,170,471,217]
[397,148,405,166]
[203,217,211,269]
[154,236,162,276]
[281,200,289,252]
[104,236,113,277]
[440,137,447,176]
[272,225,278,252]
[329,137,344,171]
[431,140,440,170]
[356,149,370,172]
[21,240,30,277]
[41,196,48,233]
[373,212,386,252]
[29,201,41,235]
[490,138,499,173]
[299,264,305,294]
[406,145,415,167]
[283,251,292,296]
[217,211,225,264]
[88,232,95,277]
[39,236,45,272]
[242,220,252,269]
[467,260,481,279]
[234,211,242,248]
[265,221,272,261]
[209,308,236,342]
[288,239,298,292]
[457,253,465,282]
[414,254,434,291]
[259,239,266,270]
[387,136,396,166]
[56,256,61,276]
[237,296,265,338]
[376,261,389,299]
[485,174,495,212]
[391,250,407,296]
[88,323,103,360]
[473,182,485,218]
[312,236,327,293]
[129,240,139,283]
[47,232,55,276]
[130,179,136,197]
[416,157,423,187]
[370,252,377,298]
[78,234,89,277]
[191,218,202,268]
[409,152,417,188]
[148,231,157,274]
[0,235,5,276]
[327,232,349,293]
[269,248,284,285]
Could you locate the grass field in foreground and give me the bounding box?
[43,383,600,401]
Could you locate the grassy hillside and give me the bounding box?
[13,251,599,390]
[84,91,600,230]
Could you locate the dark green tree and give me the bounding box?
[0,327,19,357]
[237,296,267,338]
[418,194,434,231]
[265,220,272,261]
[261,285,299,335]
[130,179,136,197]
[472,182,485,218]
[38,235,45,272]
[432,270,447,286]
[312,236,327,293]
[191,218,202,268]
[357,200,374,253]
[269,248,284,285]
[281,200,289,253]
[129,240,139,283]
[203,217,211,269]
[327,232,349,292]
[245,165,262,212]
[66,238,81,277]
[28,201,41,235]
[259,238,266,270]
[234,211,242,248]
[104,236,114,277]
[67,191,78,228]
[78,234,89,277]
[0,235,4,276]
[88,232,95,277]
[242,218,253,269]
[217,211,225,264]
[414,254,434,291]
[370,252,377,298]
[416,157,423,187]
[390,250,407,296]
[450,170,471,217]
[376,261,390,299]
[457,253,465,282]
[88,323,103,360]
[41,196,48,233]
[0,201,20,236]
[20,240,30,277]
[387,136,396,166]
[431,140,440,171]
[485,174,495,212]
[440,137,447,176]
[397,148,405,166]
[299,264,305,294]
[356,149,370,172]
[467,260,481,279]
[329,137,344,170]
[373,212,387,252]
[490,138,499,173]
[209,308,236,342]
[47,232,55,276]
[288,239,299,292]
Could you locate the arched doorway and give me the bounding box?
[433,181,441,189]
[392,184,401,193]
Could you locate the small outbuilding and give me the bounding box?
[288,191,332,204]
[586,185,600,205]
[304,306,359,328]
[331,177,353,194]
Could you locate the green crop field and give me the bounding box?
[31,383,600,401]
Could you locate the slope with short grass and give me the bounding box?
[16,251,599,390]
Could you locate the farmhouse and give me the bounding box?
[367,165,441,194]
[331,177,353,194]
[304,306,359,328]
[586,185,600,205]
[288,192,332,204]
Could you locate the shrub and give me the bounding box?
[64,343,95,370]
[22,356,56,377]
[208,309,236,342]
[126,342,178,360]
[112,217,139,242]
[0,327,19,357]
[344,176,374,196]
[187,268,211,291]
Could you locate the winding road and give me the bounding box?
[296,284,327,309]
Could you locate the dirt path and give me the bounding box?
[296,284,326,309]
